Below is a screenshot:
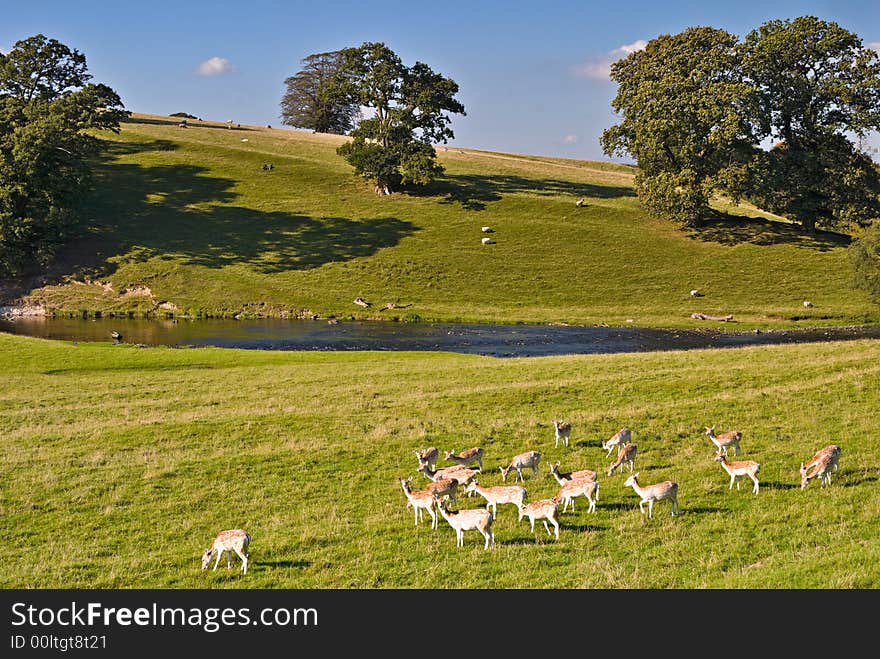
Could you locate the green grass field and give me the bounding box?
[3,332,879,588]
[18,113,879,329]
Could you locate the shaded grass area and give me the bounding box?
[10,113,878,328]
[2,332,879,588]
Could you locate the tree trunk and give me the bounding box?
[801,216,816,233]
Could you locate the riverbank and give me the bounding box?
[2,112,877,331]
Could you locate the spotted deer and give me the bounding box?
[414,447,439,471]
[517,498,560,540]
[623,473,678,518]
[549,461,597,488]
[704,426,742,457]
[553,420,572,448]
[399,477,438,528]
[607,443,637,476]
[418,463,478,489]
[423,477,459,508]
[444,447,484,472]
[434,497,495,549]
[715,451,760,495]
[800,445,841,489]
[500,450,541,482]
[602,427,631,457]
[464,480,527,519]
[201,529,251,574]
[555,477,600,514]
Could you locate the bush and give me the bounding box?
[169,112,197,119]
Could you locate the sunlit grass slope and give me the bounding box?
[22,113,879,328]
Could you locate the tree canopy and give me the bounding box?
[0,34,128,277]
[280,50,359,135]
[330,42,465,195]
[601,16,880,233]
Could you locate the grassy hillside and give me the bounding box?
[2,332,879,588]
[14,113,879,328]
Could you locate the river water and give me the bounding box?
[2,316,880,357]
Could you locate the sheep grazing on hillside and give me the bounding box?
[575,198,586,207]
[803,300,813,308]
[481,237,495,245]
[690,289,703,297]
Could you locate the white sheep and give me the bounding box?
[803,300,813,308]
[481,237,495,245]
[690,289,703,297]
[481,227,493,233]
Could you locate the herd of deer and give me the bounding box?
[200,419,844,571]
[395,420,844,550]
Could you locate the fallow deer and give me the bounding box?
[464,480,527,519]
[517,498,560,540]
[607,442,637,476]
[435,497,494,549]
[444,447,484,472]
[399,477,438,528]
[500,450,541,482]
[623,473,678,519]
[555,477,600,514]
[202,529,251,574]
[715,451,760,495]
[602,427,631,457]
[553,420,572,448]
[704,426,742,457]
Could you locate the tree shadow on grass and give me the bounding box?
[761,481,800,491]
[259,560,311,569]
[406,173,636,211]
[66,139,415,278]
[685,211,851,252]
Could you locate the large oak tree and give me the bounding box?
[0,34,127,277]
[331,42,465,195]
[280,50,359,135]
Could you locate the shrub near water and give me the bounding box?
[2,332,879,588]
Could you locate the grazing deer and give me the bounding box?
[800,445,841,489]
[623,473,678,518]
[201,529,251,574]
[500,450,541,482]
[549,461,597,488]
[704,426,742,457]
[423,477,459,508]
[415,447,439,471]
[553,420,572,448]
[517,498,560,540]
[399,477,439,528]
[435,497,494,549]
[418,463,477,489]
[464,480,527,519]
[607,442,637,476]
[602,427,631,457]
[555,477,600,514]
[444,447,484,472]
[715,451,760,495]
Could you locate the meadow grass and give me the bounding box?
[2,332,879,589]
[20,113,879,329]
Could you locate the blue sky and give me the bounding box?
[3,0,879,161]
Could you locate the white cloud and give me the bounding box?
[574,39,648,81]
[562,134,579,144]
[867,42,880,53]
[196,57,235,76]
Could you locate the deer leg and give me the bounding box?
[227,551,232,569]
[233,547,248,574]
[639,500,645,514]
[542,520,552,537]
[648,500,654,519]
[212,550,222,571]
[729,475,735,490]
[752,476,759,495]
[551,518,559,539]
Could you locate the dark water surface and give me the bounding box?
[3,316,880,357]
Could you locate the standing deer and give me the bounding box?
[800,445,841,489]
[435,497,494,549]
[399,477,438,528]
[623,473,678,518]
[549,461,597,488]
[555,477,600,514]
[500,451,541,482]
[464,480,527,519]
[444,447,484,472]
[517,498,560,540]
[715,452,761,495]
[423,477,459,508]
[607,443,637,476]
[602,427,631,457]
[414,447,439,471]
[553,420,572,448]
[704,426,742,457]
[201,529,251,574]
[418,463,478,489]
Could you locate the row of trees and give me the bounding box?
[0,34,128,277]
[280,42,465,195]
[601,16,880,234]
